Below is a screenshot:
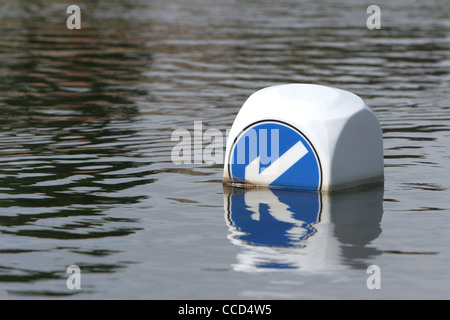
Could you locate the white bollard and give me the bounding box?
[223,84,384,191]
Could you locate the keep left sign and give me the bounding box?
[228,121,322,191]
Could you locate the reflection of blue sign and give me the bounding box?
[229,121,322,190]
[226,188,321,248]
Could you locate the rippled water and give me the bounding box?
[0,0,449,299]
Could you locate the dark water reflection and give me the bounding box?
[0,1,157,296]
[0,0,449,298]
[1,6,152,193]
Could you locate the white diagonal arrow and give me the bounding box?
[244,140,308,186]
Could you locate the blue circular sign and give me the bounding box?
[229,121,322,190]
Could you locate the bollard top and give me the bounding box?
[238,83,367,122]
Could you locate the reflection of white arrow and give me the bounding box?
[245,141,308,185]
[244,189,309,241]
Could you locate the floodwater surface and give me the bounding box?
[0,0,449,299]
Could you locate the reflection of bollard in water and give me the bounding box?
[223,184,384,272]
[223,83,384,191]
[225,187,321,248]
